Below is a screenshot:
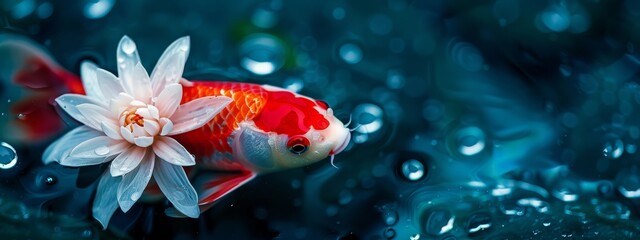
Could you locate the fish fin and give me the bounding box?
[165,170,256,218]
[0,34,83,143]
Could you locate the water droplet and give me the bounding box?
[603,138,624,159]
[383,228,396,239]
[424,210,455,236]
[449,126,486,157]
[449,41,484,72]
[597,181,614,196]
[332,7,345,20]
[561,112,578,128]
[466,212,491,234]
[251,8,278,28]
[36,2,53,19]
[82,229,93,238]
[422,100,444,122]
[616,170,640,198]
[283,77,304,93]
[325,205,338,216]
[17,113,26,120]
[563,204,587,218]
[353,103,384,134]
[94,146,110,156]
[121,37,137,55]
[381,208,398,225]
[500,203,525,216]
[83,0,114,19]
[543,222,551,227]
[369,14,393,35]
[517,198,550,213]
[401,159,424,181]
[491,185,512,197]
[594,202,630,220]
[0,142,18,170]
[386,69,405,89]
[338,190,352,205]
[559,64,572,77]
[552,180,579,202]
[10,0,36,19]
[540,4,571,32]
[339,43,363,64]
[239,34,285,76]
[44,176,57,186]
[130,191,141,201]
[569,13,590,33]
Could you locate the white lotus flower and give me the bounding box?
[43,36,231,229]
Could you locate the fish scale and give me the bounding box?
[174,82,268,158]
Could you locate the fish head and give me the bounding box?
[232,85,350,172]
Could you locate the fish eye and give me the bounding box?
[287,136,310,155]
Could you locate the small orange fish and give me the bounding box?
[0,34,351,216]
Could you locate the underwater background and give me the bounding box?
[2,0,640,239]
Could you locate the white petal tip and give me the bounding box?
[81,61,98,71]
[134,137,154,147]
[118,200,134,213]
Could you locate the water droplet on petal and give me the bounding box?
[121,37,137,55]
[94,146,110,156]
[131,191,142,201]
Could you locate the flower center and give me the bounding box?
[122,110,145,127]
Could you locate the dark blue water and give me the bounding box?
[1,0,640,239]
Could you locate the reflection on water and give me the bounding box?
[2,0,640,239]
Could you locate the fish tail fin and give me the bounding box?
[165,170,256,218]
[0,34,83,143]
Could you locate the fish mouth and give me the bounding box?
[329,131,351,156]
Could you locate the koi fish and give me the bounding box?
[0,34,351,216]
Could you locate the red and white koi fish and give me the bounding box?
[0,34,351,216]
